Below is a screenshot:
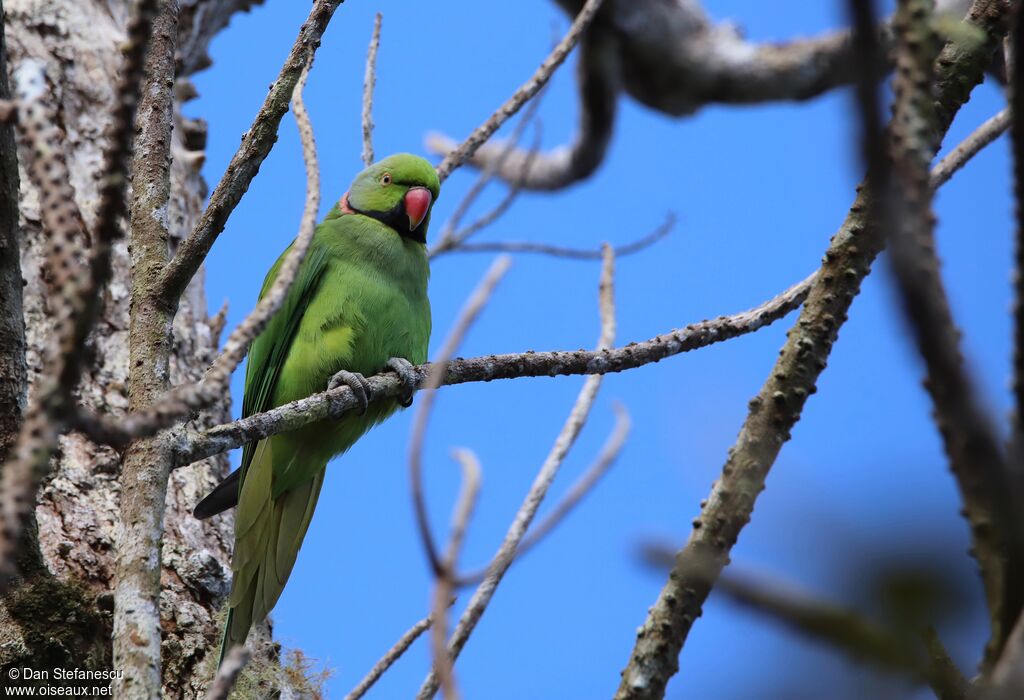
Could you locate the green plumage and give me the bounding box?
[197,154,439,662]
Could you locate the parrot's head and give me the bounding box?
[344,153,441,245]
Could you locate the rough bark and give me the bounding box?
[0,1,260,695]
[0,0,25,464]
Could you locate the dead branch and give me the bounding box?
[410,257,512,576]
[434,0,605,183]
[433,124,543,254]
[415,245,616,700]
[932,108,1009,187]
[430,91,546,257]
[362,12,382,167]
[173,270,814,469]
[431,449,481,700]
[156,0,341,303]
[613,3,1011,698]
[343,612,438,700]
[884,0,1021,668]
[440,214,675,261]
[457,403,630,586]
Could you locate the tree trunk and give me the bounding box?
[0,1,261,695]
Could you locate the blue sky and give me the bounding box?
[191,2,1011,697]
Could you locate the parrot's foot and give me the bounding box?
[385,357,418,408]
[328,370,371,416]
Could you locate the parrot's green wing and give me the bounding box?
[239,243,330,483]
[215,240,332,659]
[193,243,330,519]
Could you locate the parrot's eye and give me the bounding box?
[380,173,392,186]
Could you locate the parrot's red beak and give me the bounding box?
[404,187,432,231]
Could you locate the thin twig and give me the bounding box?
[172,270,815,468]
[205,646,250,700]
[457,403,630,586]
[431,87,548,256]
[202,56,320,398]
[361,12,381,167]
[426,19,620,191]
[343,614,437,700]
[156,0,342,302]
[409,257,512,577]
[431,449,481,700]
[415,245,616,700]
[434,0,605,183]
[931,108,1009,188]
[440,214,676,261]
[438,124,543,253]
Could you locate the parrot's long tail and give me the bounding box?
[194,468,241,519]
[218,608,238,668]
[217,440,327,668]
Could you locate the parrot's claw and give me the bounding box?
[385,357,418,408]
[328,370,371,415]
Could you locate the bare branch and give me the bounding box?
[80,55,322,446]
[410,257,512,576]
[428,22,619,191]
[435,3,895,190]
[923,627,972,700]
[202,56,320,400]
[440,213,675,261]
[156,0,342,303]
[931,108,1009,188]
[431,449,482,700]
[613,3,1011,697]
[433,124,543,255]
[457,403,630,586]
[884,0,1021,668]
[434,0,605,183]
[112,0,180,693]
[430,92,547,257]
[415,245,616,700]
[343,613,437,700]
[640,547,968,698]
[445,450,481,584]
[361,12,382,167]
[204,646,250,700]
[173,270,814,468]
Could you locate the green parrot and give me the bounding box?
[193,153,439,663]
